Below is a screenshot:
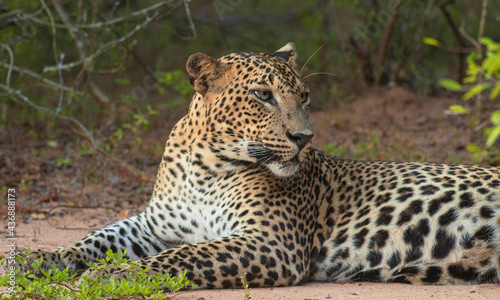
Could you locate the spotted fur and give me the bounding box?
[5,43,500,288]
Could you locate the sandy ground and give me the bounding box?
[1,211,499,300]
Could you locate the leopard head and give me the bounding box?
[184,42,313,177]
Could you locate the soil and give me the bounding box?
[1,86,499,299]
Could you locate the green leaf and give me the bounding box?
[486,126,500,147]
[56,158,73,167]
[439,78,463,91]
[115,78,131,85]
[422,37,441,47]
[490,83,500,100]
[466,143,480,153]
[491,110,500,125]
[482,52,500,79]
[462,83,489,100]
[465,53,481,81]
[114,129,123,140]
[480,37,500,51]
[449,105,469,114]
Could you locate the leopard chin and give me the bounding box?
[266,155,302,177]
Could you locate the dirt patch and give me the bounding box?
[310,86,474,163]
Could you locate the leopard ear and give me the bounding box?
[272,42,297,67]
[186,53,228,96]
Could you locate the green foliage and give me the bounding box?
[77,140,93,156]
[438,78,463,92]
[323,144,349,157]
[241,273,251,300]
[465,143,500,164]
[337,0,500,91]
[103,104,160,154]
[351,136,380,161]
[323,136,380,161]
[158,70,192,95]
[55,158,73,167]
[440,36,500,163]
[157,69,193,109]
[462,83,489,101]
[448,104,469,114]
[447,156,462,165]
[115,78,131,85]
[0,250,195,300]
[323,136,428,162]
[422,37,441,48]
[17,174,33,192]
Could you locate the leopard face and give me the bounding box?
[184,42,313,177]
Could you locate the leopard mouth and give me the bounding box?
[283,155,300,168]
[260,152,303,177]
[247,143,303,170]
[262,152,300,167]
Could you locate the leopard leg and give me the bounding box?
[82,232,309,289]
[3,211,176,276]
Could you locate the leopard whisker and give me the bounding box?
[302,72,336,81]
[299,44,325,77]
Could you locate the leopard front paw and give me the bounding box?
[2,248,86,277]
[81,265,132,280]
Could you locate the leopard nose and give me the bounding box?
[286,131,313,151]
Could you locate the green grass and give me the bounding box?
[0,250,196,300]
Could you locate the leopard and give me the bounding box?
[4,42,500,288]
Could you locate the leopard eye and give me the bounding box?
[253,90,272,101]
[251,90,277,106]
[301,92,309,104]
